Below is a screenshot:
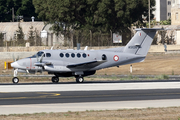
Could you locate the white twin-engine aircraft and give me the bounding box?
[11,28,163,84]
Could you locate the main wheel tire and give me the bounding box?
[52,76,59,83]
[76,77,84,83]
[12,77,19,84]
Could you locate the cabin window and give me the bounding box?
[77,53,81,58]
[71,53,75,58]
[60,53,64,57]
[102,54,107,60]
[46,53,51,57]
[66,53,69,58]
[82,53,86,58]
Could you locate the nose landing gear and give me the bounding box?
[12,69,19,84]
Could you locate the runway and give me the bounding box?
[0,80,180,115]
[1,89,180,105]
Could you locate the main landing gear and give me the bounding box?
[51,76,59,83]
[51,76,84,83]
[76,76,84,83]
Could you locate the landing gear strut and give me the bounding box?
[76,76,84,83]
[52,76,59,83]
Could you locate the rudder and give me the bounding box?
[123,28,162,56]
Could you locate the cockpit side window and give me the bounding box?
[37,51,45,57]
[30,51,45,58]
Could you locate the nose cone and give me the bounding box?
[11,62,20,68]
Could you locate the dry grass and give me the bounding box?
[1,107,180,120]
[97,53,180,75]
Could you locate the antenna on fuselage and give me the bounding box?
[84,46,88,50]
[51,46,54,50]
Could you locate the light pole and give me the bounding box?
[149,0,151,28]
[12,7,14,22]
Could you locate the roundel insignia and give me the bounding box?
[113,55,119,61]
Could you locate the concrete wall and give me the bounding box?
[0,52,36,60]
[149,45,180,52]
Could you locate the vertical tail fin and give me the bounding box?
[123,28,163,55]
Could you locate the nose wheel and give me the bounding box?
[52,76,59,83]
[12,69,19,84]
[12,77,19,84]
[76,76,84,83]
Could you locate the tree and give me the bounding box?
[0,0,14,22]
[158,27,167,44]
[33,0,155,33]
[160,18,171,25]
[28,26,35,46]
[16,23,25,46]
[15,0,38,21]
[0,0,38,22]
[33,0,155,46]
[0,33,4,46]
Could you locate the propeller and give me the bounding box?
[35,53,45,73]
[12,53,20,77]
[12,53,19,62]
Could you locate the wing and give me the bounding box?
[67,60,106,69]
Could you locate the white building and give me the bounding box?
[171,0,180,25]
[153,0,172,21]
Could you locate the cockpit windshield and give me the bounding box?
[30,51,45,58]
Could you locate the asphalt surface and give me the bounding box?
[1,89,180,105]
[1,80,180,114]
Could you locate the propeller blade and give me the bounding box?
[12,54,19,62]
[39,53,45,63]
[12,53,15,62]
[36,53,39,62]
[16,56,19,61]
[26,70,29,73]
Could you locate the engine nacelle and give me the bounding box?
[17,69,27,73]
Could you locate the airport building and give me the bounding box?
[0,22,64,46]
[171,0,180,25]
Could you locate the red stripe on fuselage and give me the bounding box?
[30,58,32,70]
